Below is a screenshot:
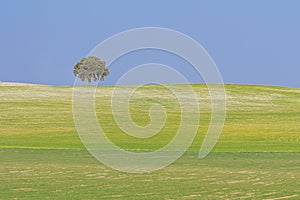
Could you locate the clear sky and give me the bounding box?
[1,0,299,87]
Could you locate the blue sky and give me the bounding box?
[1,0,299,87]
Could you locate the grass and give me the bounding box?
[0,84,299,199]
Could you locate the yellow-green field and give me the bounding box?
[0,84,299,199]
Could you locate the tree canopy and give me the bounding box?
[73,56,109,85]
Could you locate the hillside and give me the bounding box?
[0,84,299,199]
[0,81,46,86]
[0,83,299,152]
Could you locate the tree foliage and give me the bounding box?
[73,56,109,85]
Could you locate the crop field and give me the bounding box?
[0,84,299,199]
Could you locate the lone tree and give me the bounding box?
[73,56,109,85]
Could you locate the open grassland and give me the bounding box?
[0,84,299,199]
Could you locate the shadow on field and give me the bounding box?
[1,148,299,199]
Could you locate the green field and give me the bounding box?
[0,84,299,199]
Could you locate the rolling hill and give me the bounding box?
[0,83,299,199]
